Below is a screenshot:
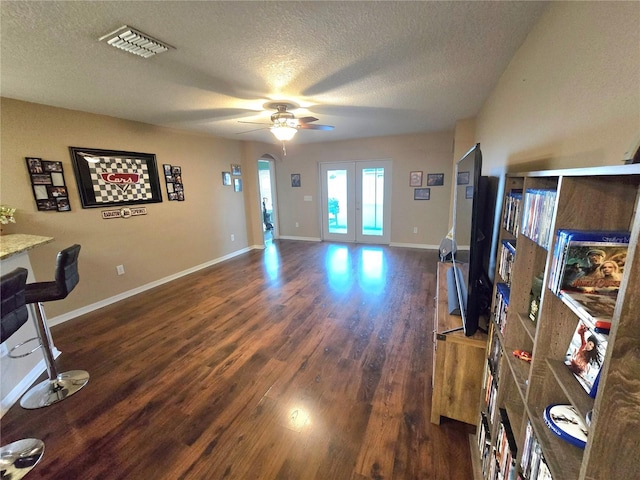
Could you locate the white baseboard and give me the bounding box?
[48,246,253,328]
[277,235,322,242]
[389,242,440,250]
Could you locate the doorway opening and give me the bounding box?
[258,156,277,244]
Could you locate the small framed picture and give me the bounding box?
[33,185,48,200]
[465,185,474,199]
[42,161,63,172]
[51,172,65,186]
[36,199,58,211]
[409,171,423,187]
[47,186,68,198]
[291,173,301,187]
[414,187,431,200]
[222,172,231,186]
[457,171,470,185]
[31,174,52,185]
[56,197,71,212]
[234,178,243,192]
[231,164,242,176]
[26,157,43,173]
[427,173,444,186]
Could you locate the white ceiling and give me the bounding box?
[1,1,548,145]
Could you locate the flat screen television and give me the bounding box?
[445,143,494,336]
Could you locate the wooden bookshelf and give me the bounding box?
[473,164,640,479]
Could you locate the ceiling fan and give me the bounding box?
[238,101,334,155]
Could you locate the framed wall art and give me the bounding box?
[466,185,474,199]
[414,187,431,200]
[410,171,423,187]
[231,164,242,176]
[427,173,445,186]
[26,157,71,212]
[69,147,163,208]
[291,173,301,187]
[163,164,185,201]
[234,178,243,192]
[222,172,232,186]
[457,171,470,185]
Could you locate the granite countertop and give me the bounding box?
[0,234,54,260]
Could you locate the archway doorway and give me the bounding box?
[258,155,277,244]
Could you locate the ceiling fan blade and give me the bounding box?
[297,116,319,124]
[236,126,269,134]
[299,123,334,131]
[238,120,272,126]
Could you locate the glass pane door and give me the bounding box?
[356,161,391,244]
[321,160,391,244]
[321,163,355,242]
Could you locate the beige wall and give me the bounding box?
[1,98,251,318]
[477,1,640,175]
[251,131,455,246]
[1,99,455,321]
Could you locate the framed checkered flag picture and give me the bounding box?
[69,147,163,208]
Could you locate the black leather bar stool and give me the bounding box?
[1,267,45,478]
[20,244,89,409]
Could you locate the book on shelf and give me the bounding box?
[477,412,493,478]
[543,404,588,449]
[488,327,502,382]
[522,420,554,480]
[503,189,522,236]
[496,408,518,480]
[559,290,616,333]
[564,320,608,398]
[494,283,510,335]
[498,240,516,284]
[528,272,544,324]
[549,229,630,295]
[520,189,557,249]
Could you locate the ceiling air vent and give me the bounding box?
[99,25,174,58]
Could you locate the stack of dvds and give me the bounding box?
[520,420,553,479]
[477,412,492,478]
[493,409,518,480]
[484,360,499,426]
[549,229,630,296]
[549,229,629,335]
[503,189,523,236]
[520,189,557,249]
[494,283,510,335]
[498,240,517,284]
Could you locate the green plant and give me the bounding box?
[0,205,16,225]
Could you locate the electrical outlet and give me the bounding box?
[231,234,235,241]
[295,222,299,228]
[413,227,418,234]
[116,264,125,275]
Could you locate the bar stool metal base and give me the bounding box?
[20,370,89,409]
[0,438,45,479]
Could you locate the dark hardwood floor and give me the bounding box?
[1,240,474,479]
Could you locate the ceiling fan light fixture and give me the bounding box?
[270,125,298,142]
[99,25,174,58]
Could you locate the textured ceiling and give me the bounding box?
[1,1,548,145]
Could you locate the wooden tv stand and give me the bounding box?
[430,262,487,425]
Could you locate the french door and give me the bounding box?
[320,160,392,244]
